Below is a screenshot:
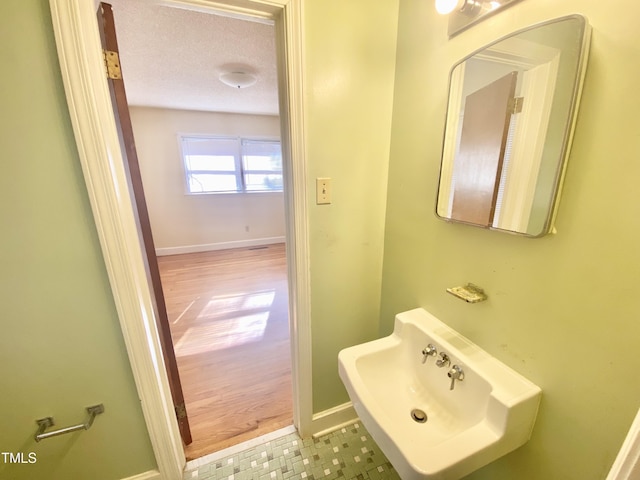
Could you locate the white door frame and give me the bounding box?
[48,1,311,478]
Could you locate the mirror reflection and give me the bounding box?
[436,15,591,236]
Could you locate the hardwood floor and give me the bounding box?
[157,243,293,460]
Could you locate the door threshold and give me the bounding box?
[186,425,297,469]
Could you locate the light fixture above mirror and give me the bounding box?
[436,0,524,37]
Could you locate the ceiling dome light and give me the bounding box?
[435,0,466,14]
[219,71,257,89]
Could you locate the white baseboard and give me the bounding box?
[310,402,358,438]
[120,470,161,480]
[155,237,286,256]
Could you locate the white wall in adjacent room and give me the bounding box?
[130,106,285,254]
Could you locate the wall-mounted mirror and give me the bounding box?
[436,15,591,236]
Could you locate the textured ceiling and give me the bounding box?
[107,0,279,115]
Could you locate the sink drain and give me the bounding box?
[411,408,427,423]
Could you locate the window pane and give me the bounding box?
[241,139,281,156]
[188,174,238,193]
[241,141,282,192]
[242,140,282,173]
[244,174,283,191]
[185,155,236,172]
[180,136,283,194]
[243,155,282,172]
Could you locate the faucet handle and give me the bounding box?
[436,352,450,368]
[421,344,437,364]
[448,365,464,390]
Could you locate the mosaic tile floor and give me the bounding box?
[184,422,402,480]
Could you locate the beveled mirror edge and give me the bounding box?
[434,14,592,238]
[537,15,592,238]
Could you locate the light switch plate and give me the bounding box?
[316,177,331,204]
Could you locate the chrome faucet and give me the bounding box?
[436,352,450,368]
[421,344,437,364]
[448,365,464,390]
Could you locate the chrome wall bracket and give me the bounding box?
[35,404,105,442]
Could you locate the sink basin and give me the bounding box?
[338,308,541,480]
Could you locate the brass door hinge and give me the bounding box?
[175,403,187,420]
[103,50,122,80]
[510,96,524,114]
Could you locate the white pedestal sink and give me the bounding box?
[338,308,541,480]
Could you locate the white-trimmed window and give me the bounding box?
[180,135,283,194]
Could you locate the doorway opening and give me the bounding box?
[106,0,294,459]
[49,0,311,475]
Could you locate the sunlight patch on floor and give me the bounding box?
[173,290,276,356]
[201,290,276,318]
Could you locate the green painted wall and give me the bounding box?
[0,0,402,474]
[0,1,157,479]
[304,0,399,412]
[382,1,640,478]
[8,0,637,477]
